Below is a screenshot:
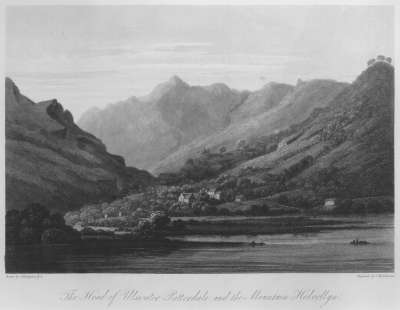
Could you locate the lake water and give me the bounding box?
[6,215,393,273]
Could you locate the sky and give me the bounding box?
[6,5,394,118]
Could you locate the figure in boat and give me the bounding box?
[350,238,369,245]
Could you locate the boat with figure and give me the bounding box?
[350,238,369,246]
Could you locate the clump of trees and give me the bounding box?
[282,155,314,180]
[6,204,80,245]
[368,55,392,66]
[131,212,172,240]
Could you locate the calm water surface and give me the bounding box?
[6,215,393,273]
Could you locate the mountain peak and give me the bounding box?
[168,75,185,85]
[5,77,20,97]
[142,75,189,102]
[352,59,394,91]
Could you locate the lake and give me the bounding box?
[6,215,393,273]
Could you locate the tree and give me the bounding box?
[277,194,289,205]
[133,220,155,239]
[150,212,170,230]
[7,205,79,245]
[334,199,352,214]
[218,208,230,215]
[367,58,376,66]
[6,209,20,226]
[64,211,81,226]
[50,213,65,228]
[20,203,50,228]
[201,205,218,215]
[19,227,35,243]
[80,205,102,224]
[236,139,247,150]
[352,200,367,214]
[6,210,21,244]
[201,148,210,155]
[170,220,186,231]
[41,228,68,244]
[386,57,392,64]
[249,204,269,215]
[377,55,385,61]
[222,189,235,202]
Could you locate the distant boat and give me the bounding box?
[350,239,369,246]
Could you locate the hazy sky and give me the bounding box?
[6,6,394,118]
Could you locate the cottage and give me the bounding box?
[214,191,222,200]
[207,188,222,200]
[235,194,245,202]
[178,192,194,204]
[323,198,336,211]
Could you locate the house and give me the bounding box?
[323,198,336,211]
[207,188,222,200]
[178,192,194,204]
[235,194,245,202]
[214,191,222,200]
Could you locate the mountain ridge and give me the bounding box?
[5,77,154,212]
[78,76,249,170]
[170,61,393,202]
[79,75,347,173]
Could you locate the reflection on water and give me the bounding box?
[6,215,394,273]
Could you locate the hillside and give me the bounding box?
[199,61,394,204]
[152,78,348,174]
[78,76,248,170]
[5,78,154,212]
[79,76,346,174]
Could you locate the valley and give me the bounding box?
[5,57,395,273]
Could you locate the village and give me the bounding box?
[67,177,348,234]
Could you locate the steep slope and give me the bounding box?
[78,76,248,170]
[227,61,394,199]
[153,79,348,174]
[5,78,153,212]
[230,82,294,122]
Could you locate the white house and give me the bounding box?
[207,188,222,200]
[323,198,336,211]
[235,194,245,202]
[178,192,194,204]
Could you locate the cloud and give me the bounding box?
[151,42,213,53]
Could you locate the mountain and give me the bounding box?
[78,76,248,170]
[230,82,294,122]
[5,78,154,212]
[152,78,348,174]
[178,61,393,201]
[79,75,347,174]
